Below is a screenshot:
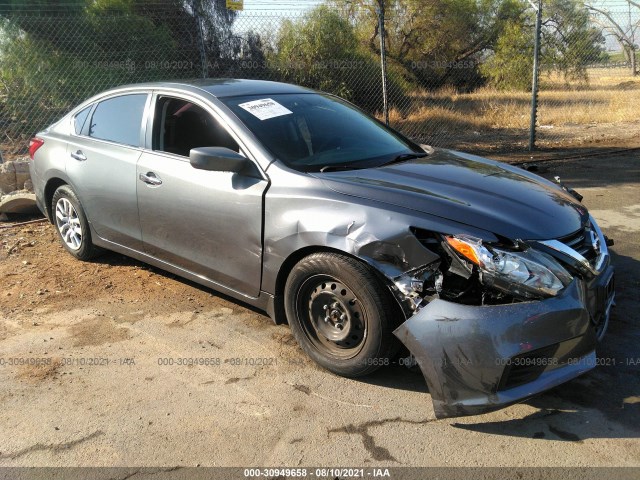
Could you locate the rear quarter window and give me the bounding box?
[88,94,148,147]
[73,106,92,135]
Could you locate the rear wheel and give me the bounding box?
[285,252,400,377]
[52,185,99,260]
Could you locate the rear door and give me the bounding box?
[136,93,267,297]
[66,92,150,250]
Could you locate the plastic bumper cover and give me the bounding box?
[393,265,614,418]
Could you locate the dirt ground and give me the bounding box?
[0,150,639,469]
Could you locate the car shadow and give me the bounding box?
[87,249,270,319]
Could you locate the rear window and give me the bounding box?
[89,94,148,147]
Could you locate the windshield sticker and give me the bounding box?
[238,98,293,120]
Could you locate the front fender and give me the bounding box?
[261,187,495,297]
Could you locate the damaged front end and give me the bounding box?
[387,217,614,419]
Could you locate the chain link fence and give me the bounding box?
[0,1,638,161]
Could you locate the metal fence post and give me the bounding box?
[528,0,542,151]
[377,0,389,126]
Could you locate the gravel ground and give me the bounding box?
[0,151,638,469]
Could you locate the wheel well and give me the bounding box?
[272,246,406,325]
[44,178,67,223]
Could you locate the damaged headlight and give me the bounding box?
[445,235,572,299]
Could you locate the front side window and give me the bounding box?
[152,96,239,157]
[89,94,148,147]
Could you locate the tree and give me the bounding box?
[0,0,199,138]
[334,0,606,90]
[541,0,607,81]
[186,0,241,74]
[271,5,391,111]
[481,0,606,89]
[480,19,534,90]
[586,1,639,76]
[333,0,525,89]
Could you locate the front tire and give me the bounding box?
[52,185,99,260]
[284,252,400,377]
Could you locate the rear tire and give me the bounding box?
[52,185,99,261]
[284,252,400,377]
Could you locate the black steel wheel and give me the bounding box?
[285,252,400,377]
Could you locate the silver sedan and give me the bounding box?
[29,79,615,418]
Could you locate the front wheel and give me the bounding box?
[284,252,400,377]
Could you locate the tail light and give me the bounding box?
[29,137,45,160]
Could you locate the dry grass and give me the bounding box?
[388,69,640,140]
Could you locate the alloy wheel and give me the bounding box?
[55,197,83,250]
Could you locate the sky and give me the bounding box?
[586,0,639,51]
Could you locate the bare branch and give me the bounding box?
[626,0,640,10]
[585,4,634,44]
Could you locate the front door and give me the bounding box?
[136,94,267,297]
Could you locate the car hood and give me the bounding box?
[314,149,588,240]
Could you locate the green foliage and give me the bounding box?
[270,5,402,111]
[84,2,178,69]
[0,0,201,136]
[540,0,606,82]
[0,0,86,16]
[480,20,533,90]
[481,0,606,89]
[332,0,526,90]
[334,0,606,91]
[0,32,174,137]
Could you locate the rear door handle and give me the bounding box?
[70,150,87,161]
[139,172,163,186]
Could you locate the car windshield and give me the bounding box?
[221,93,422,172]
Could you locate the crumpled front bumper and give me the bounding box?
[393,264,614,418]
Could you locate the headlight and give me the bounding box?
[445,235,572,299]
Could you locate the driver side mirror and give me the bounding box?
[189,147,251,174]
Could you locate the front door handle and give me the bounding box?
[70,150,87,161]
[139,172,163,186]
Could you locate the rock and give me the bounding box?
[0,212,8,222]
[23,178,34,192]
[14,158,31,190]
[0,191,39,214]
[0,158,33,194]
[0,161,17,194]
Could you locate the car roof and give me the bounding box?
[115,78,315,98]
